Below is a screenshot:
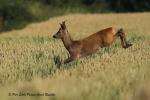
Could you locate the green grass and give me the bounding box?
[0,13,150,100]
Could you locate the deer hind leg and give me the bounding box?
[119,36,133,48]
[117,29,132,49]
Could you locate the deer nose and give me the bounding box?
[53,35,56,38]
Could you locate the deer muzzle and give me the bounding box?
[53,35,56,38]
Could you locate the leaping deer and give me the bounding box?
[53,21,132,64]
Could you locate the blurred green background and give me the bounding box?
[0,0,150,32]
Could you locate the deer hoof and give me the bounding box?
[123,43,133,49]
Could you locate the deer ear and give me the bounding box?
[62,20,67,25]
[60,23,63,27]
[61,20,67,29]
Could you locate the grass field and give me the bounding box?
[0,13,150,100]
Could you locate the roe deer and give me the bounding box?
[53,21,132,64]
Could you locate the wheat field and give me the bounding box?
[0,13,150,100]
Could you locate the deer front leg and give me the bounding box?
[64,57,74,64]
[64,51,81,64]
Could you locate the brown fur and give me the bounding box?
[53,21,132,64]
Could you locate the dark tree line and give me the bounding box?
[0,0,150,32]
[39,0,150,12]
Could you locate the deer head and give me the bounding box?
[53,21,67,39]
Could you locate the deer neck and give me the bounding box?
[61,31,73,51]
